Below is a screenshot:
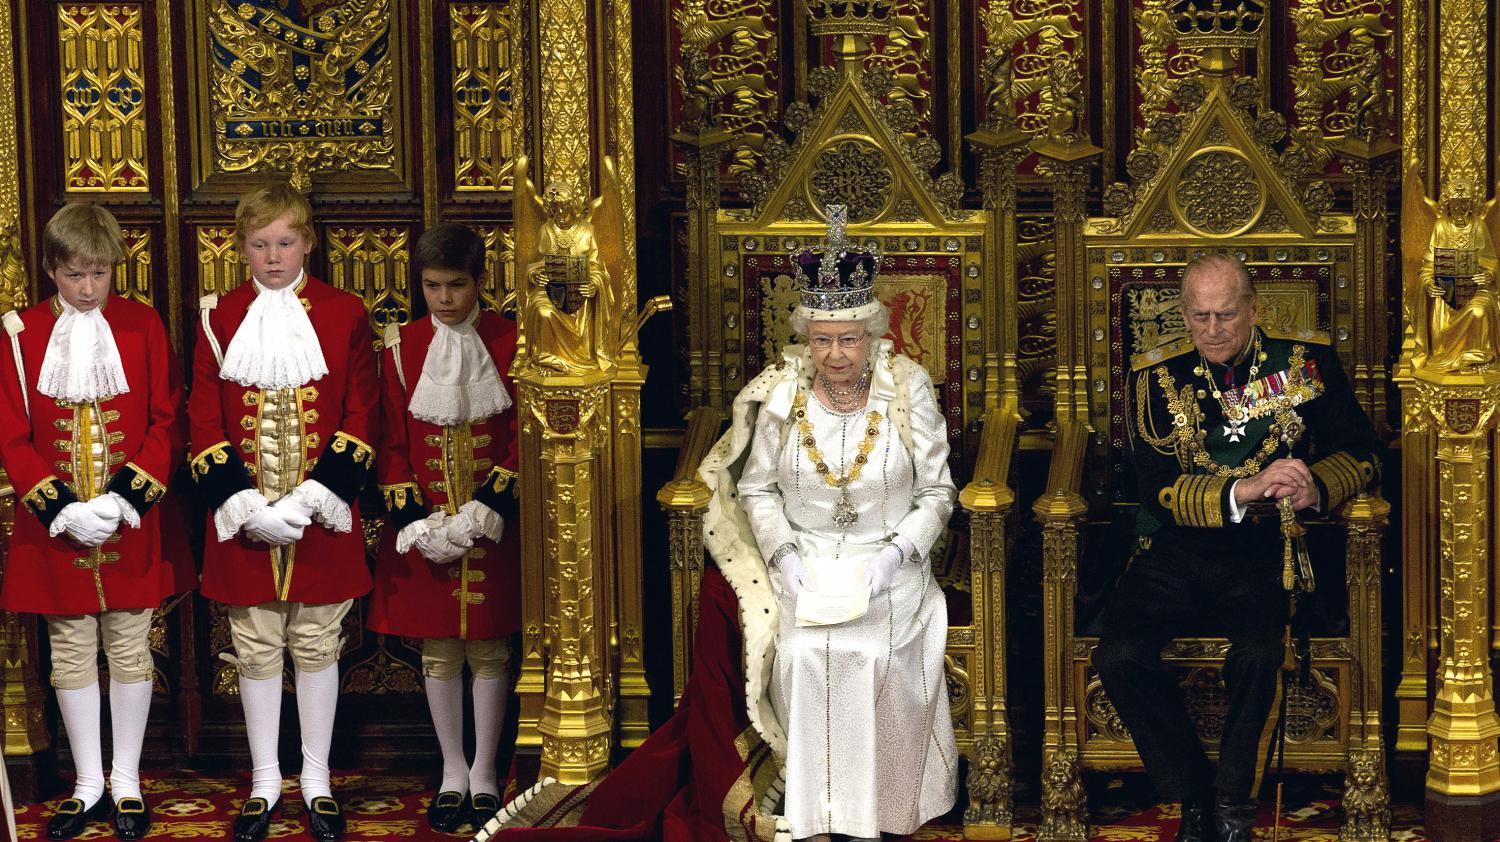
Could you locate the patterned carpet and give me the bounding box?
[11,773,1432,840]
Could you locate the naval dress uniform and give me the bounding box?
[1093,326,1379,807]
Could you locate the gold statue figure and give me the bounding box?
[512,155,629,373]
[1402,165,1500,372]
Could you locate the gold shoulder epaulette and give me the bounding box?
[1259,325,1331,345]
[1131,334,1196,371]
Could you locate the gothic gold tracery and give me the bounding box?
[57,3,150,192]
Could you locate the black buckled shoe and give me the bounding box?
[232,796,280,842]
[307,795,346,840]
[46,796,112,840]
[468,792,501,831]
[1175,798,1216,842]
[113,797,152,841]
[1213,798,1259,842]
[427,790,468,833]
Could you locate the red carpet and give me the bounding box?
[13,772,1431,840]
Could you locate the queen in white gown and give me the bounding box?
[722,211,957,842]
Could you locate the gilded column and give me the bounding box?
[1033,137,1100,428]
[537,0,592,195]
[1421,375,1500,838]
[524,378,614,784]
[601,0,649,748]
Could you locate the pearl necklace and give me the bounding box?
[816,360,872,413]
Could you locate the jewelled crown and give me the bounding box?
[790,205,880,312]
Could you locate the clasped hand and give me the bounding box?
[413,513,474,564]
[57,497,123,548]
[1236,457,1319,511]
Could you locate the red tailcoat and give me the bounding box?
[189,277,377,606]
[367,311,521,640]
[0,295,193,615]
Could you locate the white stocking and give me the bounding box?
[239,673,285,803]
[56,684,105,808]
[295,664,339,804]
[468,674,509,798]
[107,678,153,801]
[425,675,468,794]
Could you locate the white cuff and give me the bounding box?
[48,502,87,539]
[396,518,434,555]
[215,489,269,542]
[1228,481,1245,524]
[458,499,503,542]
[291,479,353,534]
[107,492,141,529]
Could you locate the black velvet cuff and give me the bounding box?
[308,431,376,504]
[380,482,429,530]
[189,442,253,510]
[472,467,519,522]
[106,462,168,517]
[21,475,79,530]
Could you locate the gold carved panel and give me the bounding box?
[975,0,1086,139]
[112,226,152,306]
[757,270,947,380]
[57,3,150,192]
[864,0,932,133]
[195,226,243,298]
[325,225,412,336]
[451,3,517,192]
[481,224,516,316]
[670,0,778,176]
[1288,0,1396,167]
[195,0,403,188]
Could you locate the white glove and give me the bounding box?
[54,502,114,547]
[243,506,309,547]
[863,544,904,595]
[85,494,123,532]
[774,551,810,597]
[89,492,139,529]
[272,492,316,526]
[449,500,504,545]
[415,519,471,564]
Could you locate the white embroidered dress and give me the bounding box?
[736,356,957,839]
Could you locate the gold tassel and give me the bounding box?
[1278,497,1305,592]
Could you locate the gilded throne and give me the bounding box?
[1031,50,1394,842]
[660,9,1021,838]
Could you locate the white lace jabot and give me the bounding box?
[408,307,512,426]
[37,298,128,403]
[218,271,329,390]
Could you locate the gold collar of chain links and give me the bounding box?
[792,389,882,489]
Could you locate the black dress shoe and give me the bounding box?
[46,796,112,840]
[113,797,152,841]
[1213,798,1258,842]
[468,792,501,830]
[427,790,468,833]
[1175,799,1215,842]
[232,796,280,842]
[307,795,347,840]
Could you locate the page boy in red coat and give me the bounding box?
[0,204,189,840]
[188,183,376,842]
[368,223,520,833]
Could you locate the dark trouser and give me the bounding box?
[1094,543,1288,803]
